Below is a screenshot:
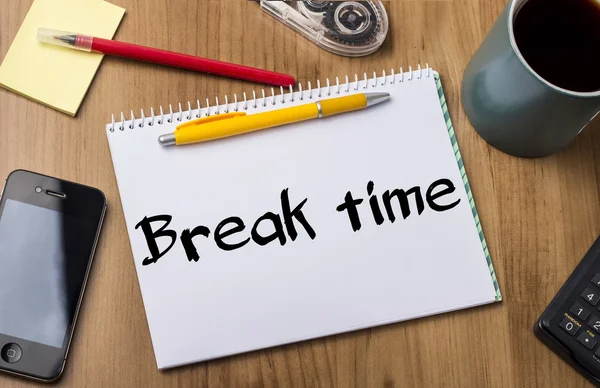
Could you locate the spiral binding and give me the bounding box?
[109,64,432,132]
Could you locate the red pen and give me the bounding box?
[37,28,295,87]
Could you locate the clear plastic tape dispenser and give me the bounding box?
[259,1,389,57]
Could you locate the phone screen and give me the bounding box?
[0,198,96,348]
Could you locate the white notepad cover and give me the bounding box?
[106,67,501,369]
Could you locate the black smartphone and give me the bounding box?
[0,170,106,382]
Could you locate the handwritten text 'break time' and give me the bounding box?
[135,178,460,266]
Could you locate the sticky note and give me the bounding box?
[0,0,125,116]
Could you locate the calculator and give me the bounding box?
[535,235,600,385]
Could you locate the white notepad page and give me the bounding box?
[106,67,500,369]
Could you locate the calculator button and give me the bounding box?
[560,317,580,336]
[595,347,600,359]
[570,302,590,320]
[590,316,600,333]
[581,288,600,306]
[592,273,600,287]
[577,331,597,350]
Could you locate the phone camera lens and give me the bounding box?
[35,186,42,193]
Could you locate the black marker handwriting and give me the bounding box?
[137,189,317,265]
[136,179,461,265]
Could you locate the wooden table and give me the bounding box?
[1,0,599,386]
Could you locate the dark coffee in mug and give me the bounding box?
[513,0,600,93]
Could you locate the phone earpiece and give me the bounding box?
[45,190,66,199]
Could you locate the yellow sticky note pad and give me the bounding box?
[0,0,125,116]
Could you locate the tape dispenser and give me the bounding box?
[259,1,389,57]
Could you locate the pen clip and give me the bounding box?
[176,112,247,131]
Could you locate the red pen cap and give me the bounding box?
[37,28,93,52]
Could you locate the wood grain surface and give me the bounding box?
[1,0,599,386]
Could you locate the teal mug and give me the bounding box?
[462,0,600,158]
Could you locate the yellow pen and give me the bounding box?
[157,92,390,146]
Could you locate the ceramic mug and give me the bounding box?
[461,0,600,158]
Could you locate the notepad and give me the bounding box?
[0,0,125,116]
[105,66,502,369]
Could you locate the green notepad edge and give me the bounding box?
[434,73,502,302]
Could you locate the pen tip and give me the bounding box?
[53,34,77,45]
[365,92,391,107]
